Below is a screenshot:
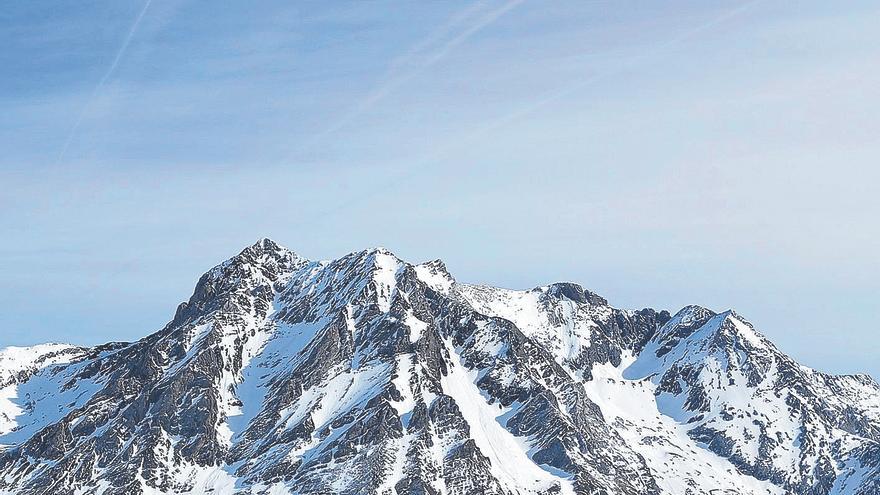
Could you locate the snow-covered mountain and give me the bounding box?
[0,239,878,494]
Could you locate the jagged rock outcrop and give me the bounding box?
[0,239,877,494]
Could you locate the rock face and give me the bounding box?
[0,238,877,494]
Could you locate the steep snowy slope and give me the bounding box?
[0,344,88,438]
[624,306,880,494]
[0,239,877,494]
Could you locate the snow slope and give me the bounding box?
[0,239,877,495]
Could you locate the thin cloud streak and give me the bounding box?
[455,0,767,151]
[56,0,154,164]
[292,0,764,227]
[388,0,492,72]
[295,0,524,155]
[421,0,523,67]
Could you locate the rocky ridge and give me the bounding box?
[0,239,877,494]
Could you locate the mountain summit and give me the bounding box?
[0,239,878,494]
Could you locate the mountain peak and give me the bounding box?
[655,305,761,348]
[2,244,877,495]
[414,258,455,294]
[335,246,403,268]
[255,236,282,249]
[227,237,305,272]
[363,245,394,255]
[544,282,608,306]
[673,304,717,322]
[237,237,297,260]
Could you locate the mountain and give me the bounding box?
[0,238,877,495]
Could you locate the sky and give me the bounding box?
[2,1,878,378]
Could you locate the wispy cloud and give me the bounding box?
[294,0,765,225]
[56,0,154,164]
[452,0,767,150]
[298,0,525,151]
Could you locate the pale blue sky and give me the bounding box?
[2,1,878,377]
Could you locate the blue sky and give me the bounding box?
[2,1,878,377]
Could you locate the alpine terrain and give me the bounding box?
[1,238,878,495]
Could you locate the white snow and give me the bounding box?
[3,245,877,495]
[439,339,576,495]
[585,357,785,495]
[414,262,454,294]
[404,311,428,344]
[0,344,83,436]
[621,308,865,488]
[0,358,102,446]
[376,433,413,495]
[227,319,327,440]
[280,360,391,433]
[371,250,401,312]
[389,354,417,426]
[458,284,600,365]
[829,455,874,495]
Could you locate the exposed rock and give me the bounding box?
[0,239,876,494]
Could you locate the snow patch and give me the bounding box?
[440,339,576,495]
[586,358,785,495]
